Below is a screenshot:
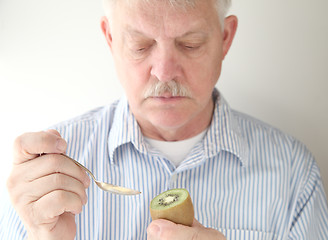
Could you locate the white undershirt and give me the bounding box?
[144,130,207,167]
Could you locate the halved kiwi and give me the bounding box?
[150,188,194,226]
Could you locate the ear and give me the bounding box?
[101,16,113,52]
[222,15,238,60]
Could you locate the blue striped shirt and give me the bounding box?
[1,90,328,239]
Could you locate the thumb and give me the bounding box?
[13,130,67,164]
[192,219,225,239]
[46,129,62,137]
[147,219,195,240]
[147,219,225,240]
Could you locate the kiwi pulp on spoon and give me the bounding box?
[150,188,194,226]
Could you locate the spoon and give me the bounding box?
[62,154,141,195]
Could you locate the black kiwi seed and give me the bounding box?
[158,194,179,206]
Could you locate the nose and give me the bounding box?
[150,47,180,82]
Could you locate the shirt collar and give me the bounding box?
[108,95,147,164]
[108,89,249,166]
[203,89,249,166]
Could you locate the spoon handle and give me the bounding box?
[62,154,141,195]
[62,154,97,182]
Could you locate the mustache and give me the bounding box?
[143,80,192,98]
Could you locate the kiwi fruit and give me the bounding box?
[150,188,194,226]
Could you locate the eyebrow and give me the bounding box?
[177,31,208,41]
[123,28,151,40]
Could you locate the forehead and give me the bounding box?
[116,0,203,13]
[112,0,220,38]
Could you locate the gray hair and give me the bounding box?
[102,0,232,27]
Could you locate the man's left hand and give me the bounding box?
[147,218,226,240]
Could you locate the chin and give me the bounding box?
[147,111,191,130]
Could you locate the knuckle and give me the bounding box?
[7,186,23,206]
[6,173,21,201]
[47,154,64,172]
[13,134,23,152]
[6,168,31,205]
[53,173,66,187]
[38,131,52,150]
[191,231,200,240]
[7,177,32,207]
[13,131,49,162]
[52,190,83,213]
[47,129,61,136]
[13,132,35,150]
[53,190,68,203]
[6,175,16,191]
[13,134,27,159]
[13,131,33,149]
[6,180,19,204]
[39,130,50,142]
[75,203,83,214]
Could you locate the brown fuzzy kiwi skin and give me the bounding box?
[150,190,194,226]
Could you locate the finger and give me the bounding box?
[46,129,62,137]
[36,212,76,240]
[7,153,90,205]
[191,218,203,227]
[147,219,225,240]
[147,219,197,240]
[24,173,88,205]
[192,218,226,239]
[13,131,67,164]
[33,190,84,225]
[8,173,88,211]
[10,153,90,188]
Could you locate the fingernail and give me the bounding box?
[56,138,67,152]
[148,224,160,237]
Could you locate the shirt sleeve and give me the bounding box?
[0,194,27,240]
[288,141,328,239]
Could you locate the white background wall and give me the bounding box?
[0,0,327,202]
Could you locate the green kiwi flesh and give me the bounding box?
[150,188,194,226]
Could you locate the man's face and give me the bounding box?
[102,0,236,140]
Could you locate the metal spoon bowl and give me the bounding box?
[62,154,141,195]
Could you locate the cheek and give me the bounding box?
[115,58,152,106]
[116,56,149,87]
[183,43,222,79]
[185,57,222,92]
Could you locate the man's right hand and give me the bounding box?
[7,130,90,240]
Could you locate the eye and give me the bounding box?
[132,41,155,54]
[179,42,201,51]
[184,45,200,50]
[128,43,154,60]
[135,47,147,52]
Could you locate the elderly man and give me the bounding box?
[1,0,328,239]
